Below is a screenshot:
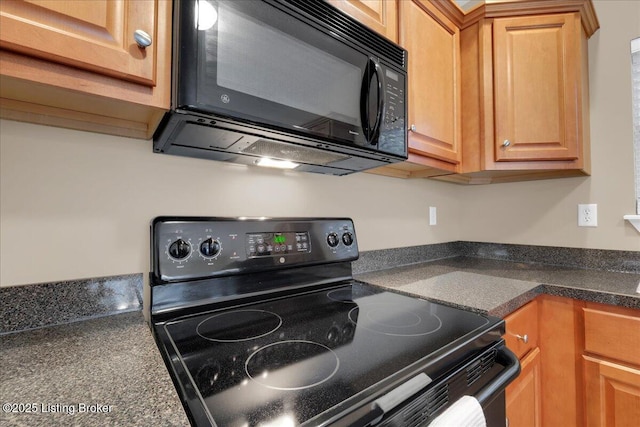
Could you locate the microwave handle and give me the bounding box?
[370,59,385,143]
[360,58,386,144]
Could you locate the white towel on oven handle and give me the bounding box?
[428,395,487,427]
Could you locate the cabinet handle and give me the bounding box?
[516,334,529,344]
[134,30,152,48]
[409,124,416,132]
[502,139,511,147]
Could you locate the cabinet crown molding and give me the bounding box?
[445,0,599,36]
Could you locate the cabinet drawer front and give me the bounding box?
[505,300,538,360]
[584,307,640,366]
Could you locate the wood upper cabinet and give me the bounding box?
[400,0,461,172]
[333,0,462,176]
[444,1,599,184]
[493,14,582,163]
[0,0,171,139]
[0,0,157,85]
[326,0,398,43]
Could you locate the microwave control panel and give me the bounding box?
[382,68,405,131]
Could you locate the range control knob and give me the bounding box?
[200,238,221,258]
[342,232,354,246]
[327,232,339,248]
[168,239,191,260]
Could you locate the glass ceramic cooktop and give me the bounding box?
[162,282,493,426]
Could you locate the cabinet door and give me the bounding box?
[0,0,159,86]
[493,13,581,162]
[326,0,397,42]
[506,347,542,427]
[584,356,640,427]
[400,0,461,168]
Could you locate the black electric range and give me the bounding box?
[147,217,519,427]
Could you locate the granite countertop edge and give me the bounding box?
[358,280,640,318]
[354,257,640,318]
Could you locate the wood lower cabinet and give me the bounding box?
[506,296,640,427]
[582,302,640,427]
[326,0,398,43]
[538,295,583,426]
[583,356,640,427]
[506,347,542,427]
[504,299,542,427]
[0,0,171,139]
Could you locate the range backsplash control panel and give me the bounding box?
[152,217,358,283]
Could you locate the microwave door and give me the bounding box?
[181,0,374,148]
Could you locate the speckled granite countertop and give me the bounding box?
[0,311,189,427]
[2,254,638,427]
[355,256,640,317]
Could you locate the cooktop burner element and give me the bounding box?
[196,309,282,342]
[245,340,340,391]
[349,303,444,337]
[149,217,516,427]
[326,286,375,303]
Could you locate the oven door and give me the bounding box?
[175,0,406,156]
[335,342,520,427]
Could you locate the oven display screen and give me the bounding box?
[246,232,310,257]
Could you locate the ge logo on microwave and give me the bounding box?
[221,94,230,104]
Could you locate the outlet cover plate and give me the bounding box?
[578,204,598,227]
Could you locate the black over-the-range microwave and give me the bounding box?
[153,0,408,176]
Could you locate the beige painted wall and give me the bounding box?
[457,0,640,251]
[0,0,638,287]
[0,120,462,286]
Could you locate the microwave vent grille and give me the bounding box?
[242,139,349,165]
[281,0,406,69]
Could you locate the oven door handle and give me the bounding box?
[475,346,521,406]
[342,372,433,426]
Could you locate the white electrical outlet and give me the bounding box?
[429,206,437,226]
[578,204,598,227]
